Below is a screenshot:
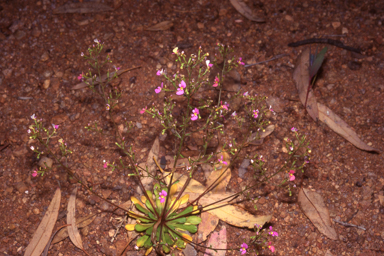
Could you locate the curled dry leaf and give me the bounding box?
[229,0,265,22]
[293,48,319,121]
[204,226,227,256]
[298,188,338,240]
[317,103,380,153]
[145,21,173,31]
[247,124,275,146]
[67,186,84,251]
[53,2,113,14]
[51,214,97,244]
[72,67,140,90]
[25,188,61,256]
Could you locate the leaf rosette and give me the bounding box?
[125,183,201,255]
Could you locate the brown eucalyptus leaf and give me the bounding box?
[145,21,173,31]
[53,2,113,14]
[229,0,265,22]
[67,186,84,250]
[51,214,97,244]
[248,124,275,145]
[204,226,226,256]
[206,151,231,193]
[298,188,338,240]
[139,137,160,192]
[72,67,139,90]
[197,212,219,243]
[293,48,319,121]
[317,103,380,153]
[25,188,61,256]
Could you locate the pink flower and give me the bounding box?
[291,127,298,132]
[103,160,108,169]
[237,57,245,65]
[240,243,248,255]
[243,91,249,97]
[213,76,219,87]
[289,170,295,181]
[218,155,228,165]
[77,73,83,81]
[32,169,38,177]
[221,101,229,110]
[31,114,36,120]
[268,242,275,252]
[155,82,163,94]
[269,226,279,237]
[176,80,186,95]
[191,108,199,121]
[206,60,213,68]
[231,111,237,117]
[156,69,164,76]
[106,104,110,111]
[159,190,167,203]
[253,109,259,119]
[140,107,147,114]
[52,124,59,130]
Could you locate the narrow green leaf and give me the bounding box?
[163,245,170,253]
[144,235,153,248]
[148,211,156,220]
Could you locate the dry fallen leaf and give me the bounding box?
[197,192,272,229]
[206,151,231,193]
[52,214,97,244]
[138,137,160,192]
[53,2,113,14]
[166,173,272,229]
[317,103,380,153]
[204,226,227,256]
[229,0,265,22]
[197,212,219,243]
[145,21,173,31]
[298,188,338,240]
[67,186,85,251]
[293,48,319,121]
[72,67,140,90]
[25,188,61,256]
[247,124,275,146]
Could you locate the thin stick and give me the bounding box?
[333,219,366,230]
[244,54,289,68]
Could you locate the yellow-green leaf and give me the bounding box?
[125,224,136,231]
[137,235,149,247]
[186,216,201,225]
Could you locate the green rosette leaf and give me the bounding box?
[145,199,155,214]
[136,235,149,247]
[169,206,193,219]
[175,223,198,233]
[135,203,149,215]
[135,223,153,232]
[145,225,154,236]
[186,216,201,225]
[168,217,186,224]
